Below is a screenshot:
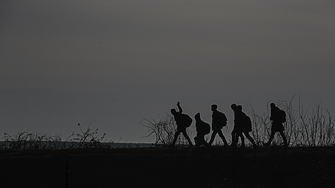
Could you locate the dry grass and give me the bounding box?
[251,96,335,147]
[143,96,335,148]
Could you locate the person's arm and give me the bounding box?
[270,110,274,121]
[177,102,183,113]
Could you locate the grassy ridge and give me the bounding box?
[1,98,334,187]
[1,146,334,188]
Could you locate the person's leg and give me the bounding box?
[218,130,228,146]
[199,135,208,147]
[265,131,275,147]
[182,130,193,146]
[239,132,245,147]
[209,131,218,145]
[279,131,288,147]
[172,130,181,146]
[203,138,209,147]
[231,130,239,148]
[194,136,199,147]
[244,132,257,148]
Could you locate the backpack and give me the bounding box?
[181,114,193,127]
[244,114,252,132]
[244,115,252,126]
[218,112,227,127]
[202,122,210,135]
[278,109,286,123]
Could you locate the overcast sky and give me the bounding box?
[1,0,335,143]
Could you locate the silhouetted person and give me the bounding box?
[231,104,244,148]
[231,104,257,148]
[194,113,210,147]
[208,104,229,146]
[264,103,288,147]
[171,102,193,147]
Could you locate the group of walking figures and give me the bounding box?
[171,102,288,148]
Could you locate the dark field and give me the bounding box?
[1,146,335,188]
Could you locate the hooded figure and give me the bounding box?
[231,104,257,149]
[264,103,288,147]
[194,113,210,147]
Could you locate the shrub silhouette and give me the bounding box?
[141,113,194,146]
[1,120,109,150]
[144,96,335,147]
[250,96,335,147]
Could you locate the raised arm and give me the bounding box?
[177,102,183,113]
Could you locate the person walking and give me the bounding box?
[194,113,210,147]
[208,104,229,146]
[231,104,244,148]
[231,104,257,148]
[171,102,193,147]
[264,103,288,147]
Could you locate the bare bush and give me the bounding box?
[1,120,109,150]
[66,119,107,149]
[250,106,270,146]
[143,97,335,147]
[140,113,194,146]
[2,131,63,150]
[251,96,335,147]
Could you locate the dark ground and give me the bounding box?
[1,146,335,188]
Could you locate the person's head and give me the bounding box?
[171,109,176,115]
[237,105,242,111]
[231,103,237,110]
[195,113,200,120]
[211,104,218,111]
[270,103,276,109]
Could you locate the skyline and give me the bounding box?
[1,0,335,143]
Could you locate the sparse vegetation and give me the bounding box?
[2,131,63,150]
[2,96,334,151]
[1,120,110,150]
[251,96,335,147]
[66,120,107,149]
[143,96,335,147]
[140,113,194,146]
[1,97,335,188]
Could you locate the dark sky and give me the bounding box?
[1,0,335,143]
